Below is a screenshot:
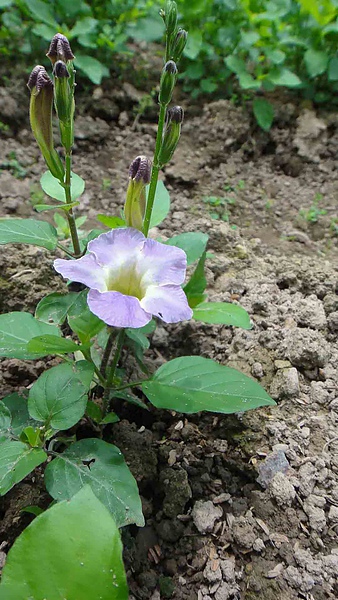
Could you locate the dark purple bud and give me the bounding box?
[46,33,75,64]
[53,60,70,78]
[164,60,178,75]
[167,105,184,124]
[129,155,152,184]
[27,65,53,93]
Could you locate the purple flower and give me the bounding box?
[54,228,193,328]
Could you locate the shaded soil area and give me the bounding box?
[0,74,338,600]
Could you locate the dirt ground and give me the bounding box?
[0,71,338,600]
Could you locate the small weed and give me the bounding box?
[330,218,338,236]
[102,178,112,191]
[299,193,327,223]
[30,185,45,207]
[0,121,9,133]
[0,151,27,179]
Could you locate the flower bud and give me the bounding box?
[159,60,177,105]
[158,106,184,167]
[46,33,75,65]
[27,65,64,181]
[165,1,178,39]
[171,29,187,62]
[124,156,152,231]
[52,59,75,152]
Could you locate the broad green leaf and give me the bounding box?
[21,505,44,517]
[184,250,207,308]
[67,290,105,343]
[45,439,144,527]
[0,313,60,359]
[167,232,209,265]
[32,22,57,41]
[265,48,285,64]
[253,97,274,131]
[74,54,109,84]
[268,68,302,87]
[23,0,58,26]
[69,16,98,37]
[101,412,120,424]
[0,402,11,439]
[0,440,47,495]
[97,215,125,228]
[19,426,42,447]
[40,170,85,202]
[142,356,275,414]
[0,218,58,250]
[304,49,329,77]
[238,72,261,90]
[328,56,338,80]
[184,30,203,59]
[225,55,247,75]
[27,335,80,355]
[35,292,80,326]
[147,180,171,228]
[127,16,163,43]
[28,361,94,430]
[86,400,103,423]
[0,486,128,600]
[193,302,251,329]
[1,393,33,437]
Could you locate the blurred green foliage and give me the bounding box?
[1,0,338,127]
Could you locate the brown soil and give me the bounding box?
[0,73,338,600]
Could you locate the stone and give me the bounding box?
[285,328,331,368]
[203,561,222,583]
[220,558,236,582]
[328,505,338,523]
[191,500,222,534]
[294,295,327,329]
[270,367,300,399]
[310,381,330,405]
[232,516,256,549]
[160,468,192,518]
[269,472,296,506]
[328,311,338,332]
[257,450,290,488]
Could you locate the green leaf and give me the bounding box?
[40,170,85,203]
[34,201,80,212]
[1,393,33,437]
[0,218,58,250]
[128,16,163,42]
[35,292,80,326]
[97,215,126,228]
[101,412,120,424]
[0,402,11,439]
[86,401,103,423]
[28,361,94,430]
[142,356,275,414]
[67,290,105,343]
[23,0,58,26]
[0,440,47,495]
[193,302,251,328]
[167,232,209,265]
[0,486,128,600]
[0,313,60,359]
[253,97,274,131]
[74,55,109,84]
[184,30,203,60]
[184,250,207,308]
[265,48,286,64]
[27,335,80,356]
[69,16,98,38]
[32,22,58,41]
[45,439,144,528]
[21,505,44,517]
[113,390,148,411]
[147,180,171,228]
[268,68,302,87]
[328,56,338,80]
[225,55,247,75]
[304,49,329,77]
[238,72,261,90]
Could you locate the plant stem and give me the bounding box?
[102,329,125,411]
[143,102,167,237]
[81,349,106,385]
[115,380,148,392]
[64,152,81,257]
[100,329,117,377]
[56,242,74,257]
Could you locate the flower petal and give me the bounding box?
[54,255,107,291]
[141,285,193,323]
[88,289,152,328]
[137,238,187,287]
[87,228,145,270]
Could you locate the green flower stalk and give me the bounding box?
[27,66,64,181]
[158,106,184,167]
[124,156,152,231]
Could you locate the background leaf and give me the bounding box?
[0,440,47,495]
[67,290,105,343]
[0,486,128,600]
[45,439,144,527]
[1,393,33,437]
[184,251,208,308]
[193,302,251,328]
[40,170,85,202]
[35,292,80,326]
[166,232,209,265]
[142,356,275,414]
[28,361,94,430]
[0,218,58,250]
[253,97,274,131]
[27,335,80,356]
[147,180,171,228]
[304,48,329,77]
[0,313,60,359]
[74,55,110,84]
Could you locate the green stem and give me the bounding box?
[143,102,167,237]
[115,379,148,392]
[64,152,81,257]
[56,242,74,258]
[100,329,117,377]
[81,349,106,385]
[102,329,125,411]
